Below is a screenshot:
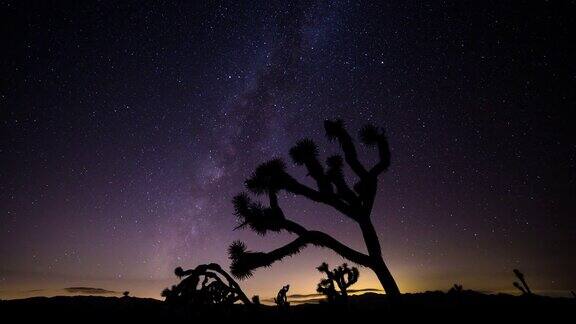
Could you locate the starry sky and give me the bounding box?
[1,1,575,300]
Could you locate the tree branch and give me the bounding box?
[324,120,368,178]
[326,155,359,205]
[289,138,333,194]
[229,237,309,279]
[230,230,371,281]
[303,158,333,194]
[268,217,370,265]
[303,230,371,265]
[369,133,391,176]
[203,263,252,304]
[283,176,357,220]
[267,194,368,265]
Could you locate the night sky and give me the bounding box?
[1,1,574,300]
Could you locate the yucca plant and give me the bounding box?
[513,269,532,295]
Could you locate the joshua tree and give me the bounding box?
[317,278,338,304]
[274,285,290,308]
[512,269,532,295]
[448,284,463,294]
[316,262,359,303]
[251,295,261,305]
[228,119,401,302]
[161,263,252,306]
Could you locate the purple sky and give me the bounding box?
[1,1,574,300]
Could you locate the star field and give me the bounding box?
[1,1,574,299]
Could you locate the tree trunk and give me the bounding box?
[358,218,402,303]
[372,259,401,302]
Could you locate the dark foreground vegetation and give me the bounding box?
[2,291,573,323]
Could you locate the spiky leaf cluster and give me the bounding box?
[289,138,319,165]
[228,241,269,280]
[316,278,337,300]
[326,155,343,169]
[233,193,284,235]
[174,266,185,279]
[316,262,330,273]
[334,263,359,289]
[161,285,178,299]
[245,159,288,194]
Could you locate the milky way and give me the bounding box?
[1,1,574,299]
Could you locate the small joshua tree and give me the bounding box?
[512,269,532,295]
[274,285,290,308]
[316,262,359,303]
[228,119,401,303]
[161,263,252,306]
[448,284,463,294]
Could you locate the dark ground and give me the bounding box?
[1,291,574,322]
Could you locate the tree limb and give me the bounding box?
[325,120,368,178]
[283,176,357,220]
[267,217,370,266]
[369,133,391,176]
[326,155,359,205]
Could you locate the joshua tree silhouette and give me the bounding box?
[228,119,402,302]
[448,284,463,294]
[316,262,359,303]
[513,269,532,295]
[161,263,252,305]
[274,285,290,308]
